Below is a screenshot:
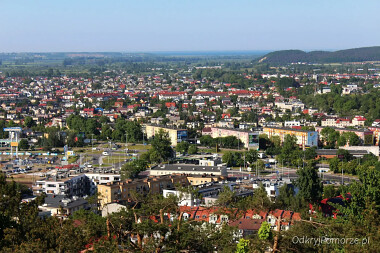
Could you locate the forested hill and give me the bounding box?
[257,46,380,64]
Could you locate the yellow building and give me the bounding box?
[98,183,121,207]
[145,124,187,146]
[187,175,224,186]
[263,126,318,149]
[97,175,189,207]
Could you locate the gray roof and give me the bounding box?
[316,149,369,155]
[152,164,226,172]
[43,194,88,209]
[264,126,316,133]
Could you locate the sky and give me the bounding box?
[1,0,379,52]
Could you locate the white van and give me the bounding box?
[258,153,266,159]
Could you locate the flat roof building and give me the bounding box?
[207,127,259,150]
[145,124,187,146]
[263,126,318,149]
[150,164,228,177]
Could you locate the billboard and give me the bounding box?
[11,142,18,147]
[177,130,188,142]
[67,151,75,156]
[4,127,22,132]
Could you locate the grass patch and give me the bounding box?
[68,156,79,163]
[93,164,109,168]
[102,156,131,164]
[128,144,151,150]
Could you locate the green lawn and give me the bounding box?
[93,164,109,168]
[126,144,151,150]
[102,156,132,165]
[68,156,79,163]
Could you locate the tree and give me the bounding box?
[23,116,36,128]
[277,134,301,166]
[66,114,85,132]
[222,152,234,167]
[187,144,198,155]
[336,149,353,162]
[254,159,266,172]
[323,185,338,199]
[100,124,112,140]
[337,135,347,146]
[259,134,270,150]
[338,167,380,219]
[295,163,323,203]
[85,118,100,136]
[252,184,272,211]
[216,186,237,208]
[258,221,272,240]
[303,146,317,160]
[329,157,341,173]
[124,121,143,143]
[121,160,148,180]
[345,132,360,146]
[176,141,189,154]
[18,139,29,150]
[244,149,258,165]
[47,130,64,148]
[150,129,173,162]
[320,127,339,148]
[275,184,295,209]
[235,238,249,253]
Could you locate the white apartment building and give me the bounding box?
[163,189,200,206]
[33,172,120,197]
[252,179,296,200]
[284,120,301,127]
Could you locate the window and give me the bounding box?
[221,216,228,222]
[195,215,200,219]
[202,215,207,219]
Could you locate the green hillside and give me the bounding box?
[257,46,380,64]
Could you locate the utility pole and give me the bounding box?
[256,160,259,179]
[341,159,344,185]
[281,160,283,179]
[287,160,289,179]
[91,134,94,153]
[125,134,128,156]
[243,153,246,170]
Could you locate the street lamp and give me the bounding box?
[91,134,94,153]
